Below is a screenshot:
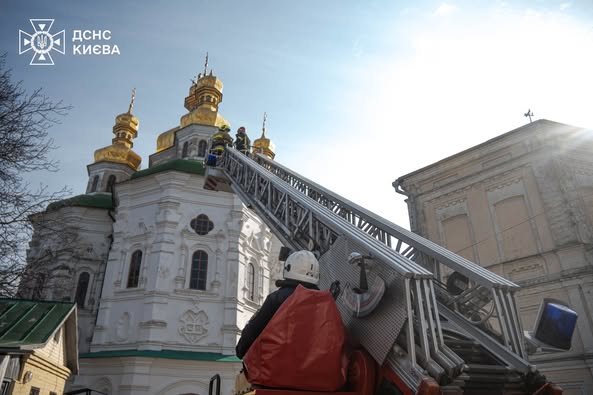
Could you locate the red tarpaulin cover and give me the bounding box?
[243,285,349,391]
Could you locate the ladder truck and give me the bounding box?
[205,147,576,395]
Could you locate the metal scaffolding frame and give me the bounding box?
[213,147,533,390]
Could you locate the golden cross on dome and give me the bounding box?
[128,87,136,113]
[262,112,267,136]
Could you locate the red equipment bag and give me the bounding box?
[243,285,349,391]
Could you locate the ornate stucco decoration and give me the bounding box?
[178,309,209,344]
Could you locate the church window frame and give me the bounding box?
[75,271,91,308]
[246,262,256,301]
[106,175,116,193]
[190,214,214,235]
[182,141,189,158]
[127,250,143,288]
[189,250,208,290]
[90,175,99,192]
[198,140,207,157]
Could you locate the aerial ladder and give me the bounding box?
[205,147,571,395]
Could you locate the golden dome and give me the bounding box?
[113,112,139,148]
[156,126,180,152]
[156,60,229,151]
[252,113,275,159]
[179,109,229,130]
[94,143,141,169]
[180,70,227,129]
[92,89,142,170]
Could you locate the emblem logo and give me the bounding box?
[179,310,209,344]
[19,19,65,65]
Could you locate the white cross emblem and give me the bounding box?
[19,19,65,66]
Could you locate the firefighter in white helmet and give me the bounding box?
[236,250,320,359]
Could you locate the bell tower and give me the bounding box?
[180,53,229,129]
[156,54,230,153]
[86,89,141,193]
[252,112,276,159]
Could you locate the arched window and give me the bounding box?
[75,272,90,308]
[190,250,208,290]
[182,141,189,158]
[198,140,207,157]
[106,175,116,193]
[247,263,255,300]
[127,250,142,288]
[90,175,99,192]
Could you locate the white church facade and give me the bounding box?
[22,68,283,395]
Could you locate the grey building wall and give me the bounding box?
[395,120,593,394]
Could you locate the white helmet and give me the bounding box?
[283,250,320,286]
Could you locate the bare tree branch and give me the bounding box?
[0,53,72,297]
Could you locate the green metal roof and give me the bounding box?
[131,159,206,179]
[79,349,241,362]
[46,193,113,211]
[0,299,76,348]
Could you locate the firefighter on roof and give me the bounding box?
[211,125,233,155]
[234,126,251,155]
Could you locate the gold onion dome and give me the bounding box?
[179,70,229,129]
[156,126,179,153]
[93,89,142,170]
[252,112,275,159]
[158,55,228,152]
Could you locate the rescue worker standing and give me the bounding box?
[234,126,251,155]
[211,125,233,155]
[235,250,320,359]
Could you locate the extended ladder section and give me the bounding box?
[212,148,537,392]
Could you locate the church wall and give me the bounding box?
[73,356,240,395]
[26,70,286,395]
[149,124,218,167]
[87,162,136,193]
[176,124,216,160]
[90,169,275,356]
[149,146,177,168]
[25,205,113,353]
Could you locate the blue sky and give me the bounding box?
[1,1,592,229]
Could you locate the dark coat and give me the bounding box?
[235,279,319,359]
[234,132,250,152]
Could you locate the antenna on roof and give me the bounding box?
[524,109,534,123]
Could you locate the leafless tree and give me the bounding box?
[0,53,71,296]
